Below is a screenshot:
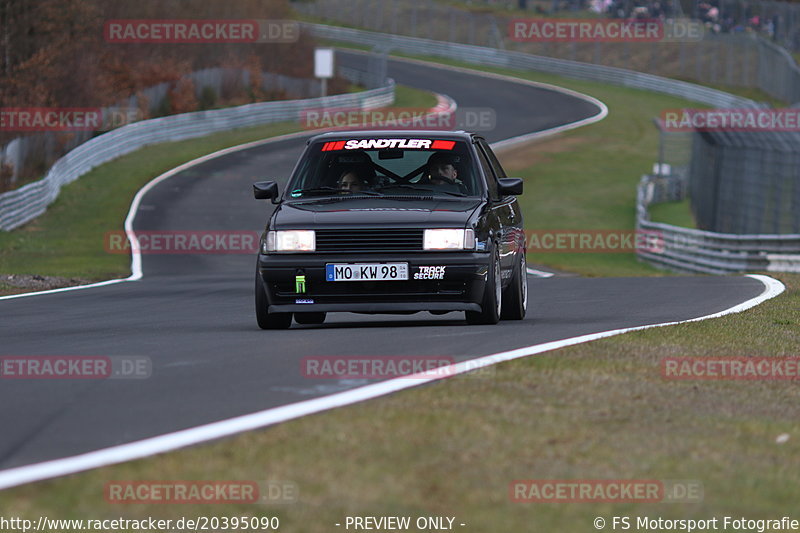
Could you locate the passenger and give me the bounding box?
[337,169,370,192]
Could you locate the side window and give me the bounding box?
[475,145,500,201]
[478,139,507,179]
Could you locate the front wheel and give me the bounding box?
[501,248,527,320]
[465,247,502,325]
[255,269,292,330]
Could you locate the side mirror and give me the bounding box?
[253,181,280,204]
[497,177,523,196]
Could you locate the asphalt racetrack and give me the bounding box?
[0,51,768,482]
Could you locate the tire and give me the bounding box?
[465,246,502,325]
[501,248,527,320]
[255,269,292,330]
[294,312,327,325]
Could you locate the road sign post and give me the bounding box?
[314,47,334,97]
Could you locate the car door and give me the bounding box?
[474,139,517,282]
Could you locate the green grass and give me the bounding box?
[0,84,435,285]
[1,274,796,530]
[671,78,786,108]
[649,198,697,227]
[393,83,438,108]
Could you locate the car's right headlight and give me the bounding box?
[423,229,475,250]
[263,230,316,253]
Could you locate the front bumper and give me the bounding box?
[257,252,490,314]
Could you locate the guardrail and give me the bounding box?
[636,174,800,273]
[309,22,800,273]
[305,23,762,109]
[299,0,800,105]
[0,79,395,231]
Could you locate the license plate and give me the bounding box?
[326,263,409,281]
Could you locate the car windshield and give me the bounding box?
[286,137,483,199]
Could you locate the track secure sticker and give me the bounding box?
[414,266,446,280]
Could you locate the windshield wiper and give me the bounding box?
[376,184,434,193]
[376,184,467,197]
[290,187,381,197]
[433,190,468,197]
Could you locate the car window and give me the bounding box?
[478,139,508,179]
[475,144,500,201]
[287,137,484,198]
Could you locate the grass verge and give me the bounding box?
[1,273,796,529]
[649,198,697,227]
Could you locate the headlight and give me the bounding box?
[264,230,315,252]
[423,229,475,250]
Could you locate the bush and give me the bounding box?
[199,86,218,110]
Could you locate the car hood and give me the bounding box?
[272,197,483,229]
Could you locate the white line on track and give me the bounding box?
[0,274,784,489]
[0,52,782,490]
[526,267,555,278]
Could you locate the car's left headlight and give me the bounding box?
[263,230,316,253]
[423,229,475,250]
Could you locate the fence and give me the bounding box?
[712,0,800,53]
[636,173,800,273]
[296,0,800,104]
[466,0,800,55]
[0,76,394,231]
[652,114,800,236]
[688,128,800,234]
[304,22,759,108]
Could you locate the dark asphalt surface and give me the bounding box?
[0,52,765,473]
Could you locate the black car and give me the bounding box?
[253,130,526,329]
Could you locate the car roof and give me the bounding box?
[306,130,477,144]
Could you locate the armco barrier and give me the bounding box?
[304,23,762,109]
[0,79,394,231]
[636,174,800,274]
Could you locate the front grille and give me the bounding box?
[315,229,424,253]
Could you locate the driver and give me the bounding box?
[425,152,462,187]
